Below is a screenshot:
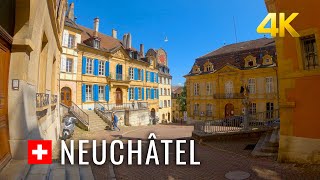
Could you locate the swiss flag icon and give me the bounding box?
[28,140,52,164]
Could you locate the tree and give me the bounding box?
[177,84,187,112]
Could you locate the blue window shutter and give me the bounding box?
[146,71,148,82]
[82,56,87,74]
[134,68,138,80]
[82,84,86,102]
[105,85,110,101]
[141,70,144,81]
[134,87,138,100]
[93,84,98,101]
[94,59,99,75]
[151,72,154,83]
[105,61,109,77]
[142,88,144,100]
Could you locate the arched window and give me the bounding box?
[116,64,122,80]
[225,81,233,98]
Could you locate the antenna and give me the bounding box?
[233,16,238,43]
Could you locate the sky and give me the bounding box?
[72,0,269,86]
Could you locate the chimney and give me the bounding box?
[140,44,144,58]
[67,3,75,21]
[123,34,127,48]
[93,17,99,37]
[127,33,132,49]
[112,29,117,39]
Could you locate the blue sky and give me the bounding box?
[73,0,269,86]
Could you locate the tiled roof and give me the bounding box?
[186,38,276,76]
[78,25,123,51]
[198,38,275,59]
[65,18,82,31]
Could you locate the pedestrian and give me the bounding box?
[112,111,120,131]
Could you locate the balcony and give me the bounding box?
[110,73,130,81]
[213,93,245,99]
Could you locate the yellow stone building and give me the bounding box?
[185,38,279,121]
[0,0,67,171]
[265,0,320,164]
[60,3,162,122]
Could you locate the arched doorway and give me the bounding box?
[116,88,123,105]
[151,108,156,118]
[225,103,234,117]
[61,87,72,106]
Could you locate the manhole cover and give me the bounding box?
[225,170,250,180]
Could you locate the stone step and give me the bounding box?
[26,164,50,180]
[48,163,66,180]
[79,165,95,180]
[66,164,80,180]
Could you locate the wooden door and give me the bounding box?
[225,103,234,117]
[0,42,11,166]
[61,87,72,106]
[116,88,123,105]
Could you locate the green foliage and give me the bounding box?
[177,84,187,112]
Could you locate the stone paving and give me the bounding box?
[66,124,320,180]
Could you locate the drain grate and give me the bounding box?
[244,144,256,150]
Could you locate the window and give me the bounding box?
[86,58,94,74]
[138,88,142,100]
[129,88,134,100]
[266,102,274,119]
[169,79,171,85]
[162,77,164,84]
[248,61,254,67]
[68,34,75,48]
[137,69,142,80]
[194,83,200,96]
[168,100,171,107]
[225,81,233,98]
[164,100,167,108]
[194,104,199,115]
[164,89,167,96]
[168,89,170,96]
[86,85,92,101]
[146,71,149,81]
[66,58,73,73]
[165,78,168,84]
[206,104,212,116]
[154,74,157,82]
[98,86,104,100]
[93,39,100,49]
[154,89,157,98]
[148,88,151,99]
[160,77,162,83]
[206,83,212,95]
[249,103,256,115]
[248,78,256,94]
[266,77,273,93]
[301,35,318,69]
[98,61,105,76]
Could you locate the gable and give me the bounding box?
[216,64,240,73]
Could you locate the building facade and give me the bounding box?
[146,49,172,123]
[60,4,163,121]
[185,38,279,121]
[265,0,320,164]
[0,0,67,170]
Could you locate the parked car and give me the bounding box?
[62,116,77,140]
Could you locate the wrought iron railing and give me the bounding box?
[70,102,89,126]
[36,93,50,108]
[110,73,130,81]
[213,93,246,99]
[51,94,58,104]
[96,102,148,111]
[193,109,279,134]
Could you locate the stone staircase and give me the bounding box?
[0,161,95,180]
[84,110,108,131]
[252,128,280,157]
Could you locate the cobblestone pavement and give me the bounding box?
[65,124,320,180]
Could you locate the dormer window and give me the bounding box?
[192,65,200,73]
[262,55,273,65]
[245,55,257,67]
[93,39,100,49]
[204,61,214,72]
